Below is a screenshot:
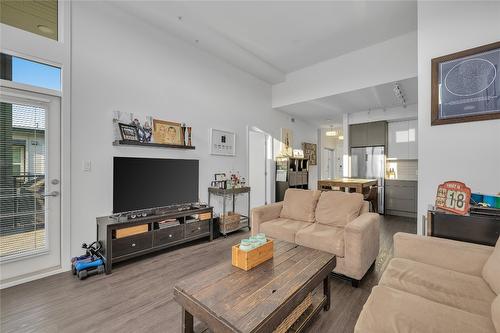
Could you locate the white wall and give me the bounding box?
[418,1,500,233]
[70,2,317,256]
[272,31,417,108]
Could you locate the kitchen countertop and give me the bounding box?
[385,178,417,182]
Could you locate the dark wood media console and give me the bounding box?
[427,210,500,246]
[97,207,213,273]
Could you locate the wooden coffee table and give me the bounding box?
[174,240,336,333]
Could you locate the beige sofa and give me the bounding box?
[251,189,380,285]
[355,232,500,333]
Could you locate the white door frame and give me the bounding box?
[0,0,71,287]
[247,126,273,206]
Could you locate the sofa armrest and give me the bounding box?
[393,232,494,276]
[343,213,380,280]
[251,202,283,235]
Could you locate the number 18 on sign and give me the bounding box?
[435,181,471,215]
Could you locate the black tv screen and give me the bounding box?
[113,157,199,213]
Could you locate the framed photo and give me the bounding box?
[214,173,226,181]
[118,123,139,141]
[153,119,182,145]
[210,129,235,156]
[302,142,317,165]
[280,128,293,157]
[293,149,304,158]
[432,41,500,125]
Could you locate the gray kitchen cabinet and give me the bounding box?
[349,121,387,147]
[388,120,418,159]
[385,180,417,218]
[349,123,368,147]
[366,121,387,146]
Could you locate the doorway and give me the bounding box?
[0,87,61,285]
[248,127,272,209]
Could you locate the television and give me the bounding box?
[113,157,199,213]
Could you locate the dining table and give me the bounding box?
[317,178,378,194]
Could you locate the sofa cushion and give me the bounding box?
[315,191,364,226]
[483,237,500,295]
[280,189,321,223]
[295,223,345,257]
[354,286,496,333]
[379,258,496,317]
[493,296,500,333]
[259,218,310,243]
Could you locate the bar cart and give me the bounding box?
[208,187,251,236]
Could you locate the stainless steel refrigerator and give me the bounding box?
[350,146,385,213]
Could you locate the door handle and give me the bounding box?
[43,191,60,197]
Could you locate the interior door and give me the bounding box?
[322,148,335,179]
[0,87,61,284]
[249,130,267,208]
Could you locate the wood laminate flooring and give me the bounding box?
[0,215,416,333]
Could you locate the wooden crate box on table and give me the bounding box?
[232,239,274,271]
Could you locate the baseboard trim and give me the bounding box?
[1,266,66,289]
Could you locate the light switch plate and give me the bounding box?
[83,160,91,172]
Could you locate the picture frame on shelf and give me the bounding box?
[118,123,139,141]
[214,173,226,181]
[153,119,183,145]
[293,149,304,158]
[210,129,236,156]
[431,41,500,125]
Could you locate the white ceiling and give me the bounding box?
[278,77,418,126]
[114,1,417,83]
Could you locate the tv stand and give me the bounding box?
[97,206,213,273]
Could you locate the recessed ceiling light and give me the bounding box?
[37,25,53,34]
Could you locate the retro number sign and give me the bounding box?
[435,181,471,215]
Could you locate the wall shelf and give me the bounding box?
[112,140,195,150]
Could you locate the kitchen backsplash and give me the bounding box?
[386,160,418,181]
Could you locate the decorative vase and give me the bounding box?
[181,124,186,146]
[187,127,192,146]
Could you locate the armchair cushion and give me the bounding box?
[279,189,321,223]
[380,258,496,317]
[295,223,345,257]
[315,191,364,226]
[483,237,500,295]
[259,218,310,243]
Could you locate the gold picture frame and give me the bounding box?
[153,119,182,145]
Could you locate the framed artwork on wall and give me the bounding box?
[302,142,317,165]
[431,41,500,125]
[210,128,236,156]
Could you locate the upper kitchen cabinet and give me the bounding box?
[349,121,387,147]
[388,120,418,159]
